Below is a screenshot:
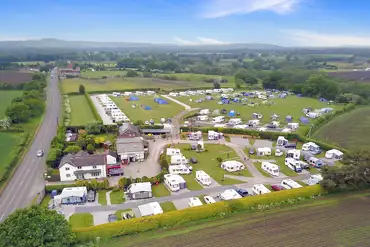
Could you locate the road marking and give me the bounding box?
[10,195,16,204]
[20,180,24,186]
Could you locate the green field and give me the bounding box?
[160,202,177,212]
[0,91,23,118]
[0,133,20,179]
[156,73,235,86]
[172,144,251,185]
[69,213,94,228]
[152,184,171,197]
[247,154,298,177]
[100,193,370,247]
[69,95,97,126]
[111,95,184,122]
[110,190,125,204]
[313,107,370,151]
[81,70,126,79]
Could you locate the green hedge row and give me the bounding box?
[66,88,161,95]
[84,92,103,122]
[74,185,324,241]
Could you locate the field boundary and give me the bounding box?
[84,92,102,122]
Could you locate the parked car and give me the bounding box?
[87,190,96,202]
[190,157,198,164]
[236,189,249,197]
[36,150,44,157]
[204,196,216,204]
[108,214,118,222]
[249,148,255,155]
[271,184,285,191]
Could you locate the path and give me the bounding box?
[162,95,192,110]
[106,191,112,205]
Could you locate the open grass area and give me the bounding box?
[69,95,96,126]
[98,190,108,205]
[100,193,370,247]
[160,202,177,212]
[0,133,21,179]
[173,144,251,185]
[156,73,235,88]
[110,190,125,204]
[0,90,23,118]
[247,153,298,177]
[253,162,271,177]
[115,209,133,220]
[69,213,94,229]
[40,194,51,207]
[81,70,126,78]
[111,95,184,122]
[152,184,171,197]
[312,107,370,151]
[181,174,204,190]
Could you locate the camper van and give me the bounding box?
[228,118,242,125]
[212,116,225,123]
[308,157,323,168]
[188,197,203,207]
[280,179,303,190]
[286,149,301,160]
[302,142,321,154]
[252,184,271,195]
[170,155,188,165]
[196,170,211,186]
[325,149,344,159]
[256,147,272,156]
[285,158,303,173]
[277,136,288,146]
[168,165,192,175]
[261,162,279,176]
[221,161,245,172]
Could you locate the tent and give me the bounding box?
[319,97,328,103]
[285,115,293,122]
[129,96,139,101]
[222,99,230,104]
[233,98,240,103]
[279,93,287,98]
[300,116,309,124]
[205,96,213,100]
[154,98,168,104]
[144,106,152,110]
[228,110,235,117]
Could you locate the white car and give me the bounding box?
[36,150,44,157]
[203,196,216,204]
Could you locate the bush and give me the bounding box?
[216,157,223,163]
[84,92,103,122]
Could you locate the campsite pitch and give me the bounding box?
[69,95,97,126]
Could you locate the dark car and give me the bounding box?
[271,184,284,191]
[87,190,96,202]
[236,189,249,197]
[190,157,198,164]
[249,148,255,155]
[108,214,118,222]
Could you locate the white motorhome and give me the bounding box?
[146,91,155,95]
[135,91,144,95]
[168,165,192,175]
[218,189,242,201]
[166,148,181,156]
[208,130,222,140]
[205,89,213,94]
[213,89,222,93]
[277,136,289,146]
[188,197,203,207]
[285,158,303,173]
[307,174,323,185]
[261,162,280,176]
[252,184,271,195]
[258,94,267,100]
[221,161,245,172]
[196,170,211,186]
[257,147,272,156]
[280,179,302,190]
[112,92,121,97]
[248,119,260,127]
[199,109,210,115]
[170,155,188,165]
[228,118,242,125]
[325,149,344,159]
[197,115,209,121]
[306,112,320,119]
[123,91,133,96]
[212,116,225,123]
[286,149,301,160]
[287,122,299,130]
[179,92,187,96]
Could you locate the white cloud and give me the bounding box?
[201,0,302,18]
[173,37,229,45]
[0,35,36,41]
[284,30,370,47]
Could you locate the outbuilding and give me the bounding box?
[138,202,163,217]
[126,182,152,200]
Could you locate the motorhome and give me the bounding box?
[280,179,303,190]
[285,158,303,173]
[248,119,260,127]
[123,92,133,96]
[218,189,242,201]
[286,149,301,160]
[135,91,144,95]
[256,147,272,156]
[188,197,203,207]
[196,170,211,186]
[261,162,279,176]
[228,118,242,125]
[308,157,323,168]
[166,148,181,156]
[199,109,210,115]
[258,94,267,100]
[302,142,321,154]
[221,161,245,172]
[168,165,192,175]
[306,112,320,119]
[164,174,187,192]
[277,136,288,146]
[284,142,297,149]
[146,91,155,95]
[212,116,225,123]
[325,149,344,159]
[252,184,271,195]
[112,92,121,97]
[287,122,299,130]
[187,91,196,96]
[196,115,209,121]
[208,130,222,140]
[170,155,188,165]
[213,88,222,93]
[205,89,213,94]
[188,131,202,141]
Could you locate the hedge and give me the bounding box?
[84,92,103,122]
[74,185,324,241]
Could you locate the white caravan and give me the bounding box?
[275,149,283,157]
[256,147,272,156]
[287,122,299,130]
[196,170,211,186]
[277,136,288,146]
[280,179,303,190]
[228,118,242,125]
[221,161,245,172]
[248,119,260,127]
[196,115,209,121]
[170,155,188,165]
[169,92,179,97]
[199,109,210,115]
[212,116,225,123]
[261,162,280,177]
[285,158,303,173]
[286,149,301,160]
[166,148,181,156]
[252,184,271,195]
[164,174,186,192]
[208,130,222,140]
[188,197,203,207]
[188,131,202,141]
[168,165,192,175]
[302,142,320,154]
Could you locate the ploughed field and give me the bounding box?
[0,71,33,84]
[102,195,370,247]
[312,107,370,151]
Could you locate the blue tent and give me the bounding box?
[285,115,293,122]
[300,116,309,124]
[228,110,235,117]
[222,99,230,104]
[233,98,240,103]
[144,106,152,110]
[129,96,139,101]
[319,97,328,103]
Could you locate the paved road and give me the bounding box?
[0,68,60,222]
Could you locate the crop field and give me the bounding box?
[172,144,251,185]
[0,71,33,84]
[177,94,343,126]
[156,73,234,86]
[312,107,370,151]
[0,90,23,118]
[0,133,20,180]
[69,95,97,126]
[101,194,370,247]
[110,95,184,122]
[81,70,127,79]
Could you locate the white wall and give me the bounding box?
[59,163,107,181]
[119,151,145,162]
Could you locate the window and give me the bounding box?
[66,174,71,178]
[65,167,70,171]
[93,165,97,169]
[92,172,101,177]
[77,166,82,169]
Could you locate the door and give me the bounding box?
[76,174,84,180]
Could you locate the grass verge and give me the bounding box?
[160,202,177,212]
[69,213,94,228]
[110,190,125,204]
[152,184,171,197]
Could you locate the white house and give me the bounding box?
[252,184,271,195]
[168,165,192,175]
[58,151,112,181]
[170,155,188,165]
[261,162,279,177]
[164,174,187,192]
[196,170,211,186]
[221,160,245,172]
[188,197,203,207]
[138,202,163,217]
[208,130,222,140]
[166,148,181,156]
[256,147,272,156]
[287,149,301,160]
[126,182,152,199]
[325,149,344,159]
[218,189,242,201]
[54,187,87,205]
[281,179,302,190]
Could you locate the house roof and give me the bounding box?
[117,142,145,154]
[59,152,106,168]
[118,123,140,136]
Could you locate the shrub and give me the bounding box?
[84,92,103,122]
[216,157,223,163]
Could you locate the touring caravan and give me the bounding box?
[252,184,271,195]
[170,155,188,165]
[302,142,321,154]
[196,115,209,121]
[199,109,210,115]
[275,149,283,157]
[196,170,211,186]
[228,118,242,125]
[188,197,203,207]
[212,116,225,123]
[164,174,187,192]
[285,158,303,173]
[257,147,272,156]
[280,179,303,190]
[325,149,344,159]
[307,174,323,185]
[188,131,202,141]
[221,161,245,172]
[287,122,299,130]
[168,165,192,175]
[277,136,288,146]
[208,130,222,140]
[286,149,301,160]
[248,119,260,127]
[261,162,279,176]
[166,148,181,156]
[218,189,242,201]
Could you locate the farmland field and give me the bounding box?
[312,107,370,151]
[111,95,184,122]
[69,95,97,126]
[156,73,235,87]
[0,90,23,118]
[0,133,20,180]
[0,71,33,84]
[81,70,126,79]
[101,193,370,247]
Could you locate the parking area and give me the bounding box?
[253,139,273,148]
[230,136,250,147]
[92,211,116,225]
[172,198,190,210]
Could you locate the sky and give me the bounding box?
[1,0,370,47]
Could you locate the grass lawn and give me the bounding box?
[156,73,235,88]
[40,194,51,207]
[224,135,231,142]
[110,190,125,204]
[160,202,177,212]
[296,180,308,186]
[69,95,96,126]
[181,174,204,190]
[253,162,272,177]
[98,190,108,205]
[0,91,22,118]
[69,213,94,229]
[173,144,251,185]
[152,184,171,197]
[309,167,321,175]
[0,133,21,180]
[82,70,126,79]
[115,209,133,220]
[111,95,184,122]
